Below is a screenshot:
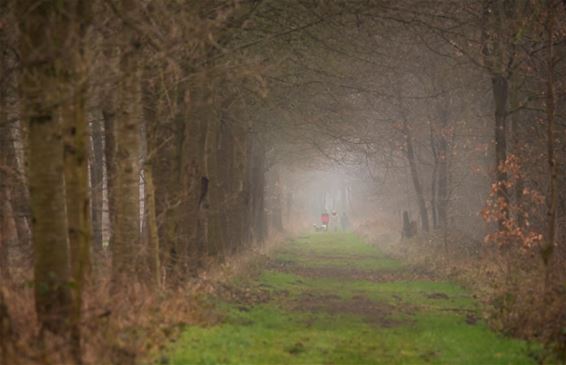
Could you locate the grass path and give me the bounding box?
[160,233,537,365]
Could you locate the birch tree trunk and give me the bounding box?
[102,105,116,254]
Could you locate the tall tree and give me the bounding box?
[60,0,92,359]
[110,0,143,284]
[541,0,558,278]
[141,74,161,287]
[89,117,104,252]
[17,0,75,335]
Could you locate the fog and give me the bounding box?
[1,1,565,363]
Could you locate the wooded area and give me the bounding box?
[0,1,565,364]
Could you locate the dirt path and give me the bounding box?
[160,233,537,364]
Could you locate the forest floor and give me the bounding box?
[157,233,539,365]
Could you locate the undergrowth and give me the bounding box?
[0,237,286,365]
[357,223,566,364]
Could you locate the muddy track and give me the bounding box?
[288,292,416,328]
[266,258,434,282]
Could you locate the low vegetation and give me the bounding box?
[359,224,566,363]
[161,233,538,365]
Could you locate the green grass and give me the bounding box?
[279,232,384,258]
[275,232,403,272]
[160,233,537,365]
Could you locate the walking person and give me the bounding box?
[321,211,330,231]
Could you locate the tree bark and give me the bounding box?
[18,0,74,334]
[111,73,142,282]
[542,3,557,273]
[60,1,92,358]
[249,137,267,245]
[509,75,525,228]
[102,106,116,254]
[0,49,11,281]
[143,162,161,288]
[0,190,11,281]
[90,118,104,252]
[233,122,248,253]
[403,120,430,233]
[429,123,439,229]
[7,133,32,253]
[111,2,143,283]
[482,0,511,233]
[204,110,226,259]
[141,77,161,287]
[492,74,509,231]
[437,110,449,229]
[152,110,179,282]
[0,24,31,255]
[216,118,234,254]
[270,167,284,233]
[193,117,210,265]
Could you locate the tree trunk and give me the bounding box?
[102,106,116,254]
[188,114,209,270]
[404,121,430,233]
[152,113,179,282]
[509,75,525,228]
[0,50,11,281]
[216,119,234,254]
[143,163,161,288]
[271,168,284,233]
[233,122,248,253]
[482,0,511,233]
[8,133,32,253]
[167,91,209,276]
[204,111,226,259]
[437,111,449,229]
[0,27,31,255]
[141,77,161,287]
[111,74,142,282]
[18,0,74,336]
[0,190,11,281]
[61,1,92,358]
[111,6,142,283]
[542,3,557,274]
[492,74,509,231]
[249,138,267,245]
[90,118,104,251]
[286,190,294,229]
[429,123,439,229]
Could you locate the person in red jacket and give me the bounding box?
[321,212,330,231]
